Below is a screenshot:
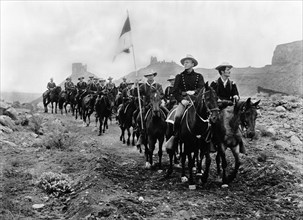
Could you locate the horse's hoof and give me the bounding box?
[192,167,197,173]
[145,162,151,169]
[98,133,101,136]
[181,176,188,183]
[123,140,125,144]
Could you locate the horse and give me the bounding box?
[81,93,96,126]
[42,86,62,114]
[95,94,111,135]
[107,87,118,124]
[142,89,167,169]
[75,90,87,120]
[118,97,137,145]
[66,88,77,116]
[58,90,68,114]
[167,82,219,186]
[213,98,260,185]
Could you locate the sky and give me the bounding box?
[1,1,302,93]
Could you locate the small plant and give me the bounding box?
[38,172,72,197]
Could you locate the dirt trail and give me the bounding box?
[1,108,303,219]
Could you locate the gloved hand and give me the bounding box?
[233,95,240,102]
[186,90,195,95]
[181,99,190,106]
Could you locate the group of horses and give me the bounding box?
[42,86,116,135]
[42,83,260,187]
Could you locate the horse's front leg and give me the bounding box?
[103,117,107,133]
[188,152,195,186]
[98,117,103,136]
[228,145,241,183]
[217,143,228,185]
[201,145,211,184]
[158,135,164,169]
[181,148,187,183]
[126,127,131,145]
[64,103,68,114]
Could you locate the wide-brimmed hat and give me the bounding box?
[122,76,127,80]
[143,69,157,77]
[167,75,175,81]
[89,76,94,79]
[180,54,198,67]
[78,76,84,80]
[99,78,106,82]
[108,77,113,80]
[66,77,71,80]
[127,80,134,85]
[215,62,233,70]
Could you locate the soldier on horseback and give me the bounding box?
[87,77,98,94]
[45,77,56,99]
[164,75,177,110]
[118,76,128,93]
[64,77,75,95]
[76,76,87,101]
[165,55,205,150]
[210,62,239,109]
[135,70,169,146]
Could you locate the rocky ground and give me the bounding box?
[0,93,303,220]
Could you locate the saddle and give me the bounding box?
[165,104,192,124]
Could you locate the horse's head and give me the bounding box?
[150,89,161,117]
[197,82,219,124]
[239,98,260,138]
[50,86,62,98]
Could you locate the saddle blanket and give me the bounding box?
[166,107,177,124]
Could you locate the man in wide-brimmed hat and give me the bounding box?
[76,76,87,101]
[119,76,128,92]
[45,77,56,98]
[164,54,205,151]
[211,62,239,104]
[64,77,75,94]
[134,69,169,147]
[106,76,116,93]
[164,75,177,110]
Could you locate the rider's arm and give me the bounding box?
[173,74,183,103]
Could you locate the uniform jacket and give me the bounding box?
[77,81,87,91]
[164,85,176,103]
[173,70,205,102]
[106,82,116,91]
[64,81,74,90]
[119,82,128,92]
[210,77,239,101]
[87,82,98,92]
[47,82,56,90]
[122,87,135,99]
[139,81,164,105]
[97,85,108,95]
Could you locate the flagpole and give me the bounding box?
[127,11,144,131]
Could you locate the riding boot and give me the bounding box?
[239,141,246,154]
[209,142,217,153]
[164,115,181,152]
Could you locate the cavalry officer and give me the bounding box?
[64,77,75,94]
[210,62,239,109]
[164,75,177,110]
[46,77,56,97]
[119,76,128,93]
[135,70,169,146]
[87,77,98,94]
[117,80,135,121]
[76,76,87,100]
[165,54,205,151]
[97,78,108,95]
[106,77,116,91]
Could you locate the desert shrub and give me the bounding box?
[37,172,72,197]
[29,114,43,134]
[44,132,76,150]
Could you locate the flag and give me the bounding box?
[113,15,132,61]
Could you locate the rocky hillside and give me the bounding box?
[260,40,302,95]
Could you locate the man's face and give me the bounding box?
[146,75,154,81]
[169,80,175,86]
[123,78,126,82]
[222,67,231,78]
[50,79,53,82]
[100,81,105,86]
[183,59,195,70]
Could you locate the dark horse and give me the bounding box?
[167,82,219,186]
[58,88,77,115]
[144,89,167,169]
[95,94,111,135]
[81,93,96,126]
[213,98,260,185]
[118,97,137,145]
[43,86,62,114]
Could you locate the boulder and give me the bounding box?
[0,101,10,115]
[0,124,13,134]
[290,135,302,146]
[0,115,16,130]
[4,107,18,120]
[275,106,286,112]
[275,140,290,149]
[265,127,276,137]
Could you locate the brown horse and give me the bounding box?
[213,98,260,185]
[144,89,167,169]
[43,86,62,114]
[95,94,111,135]
[81,94,96,126]
[167,82,219,186]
